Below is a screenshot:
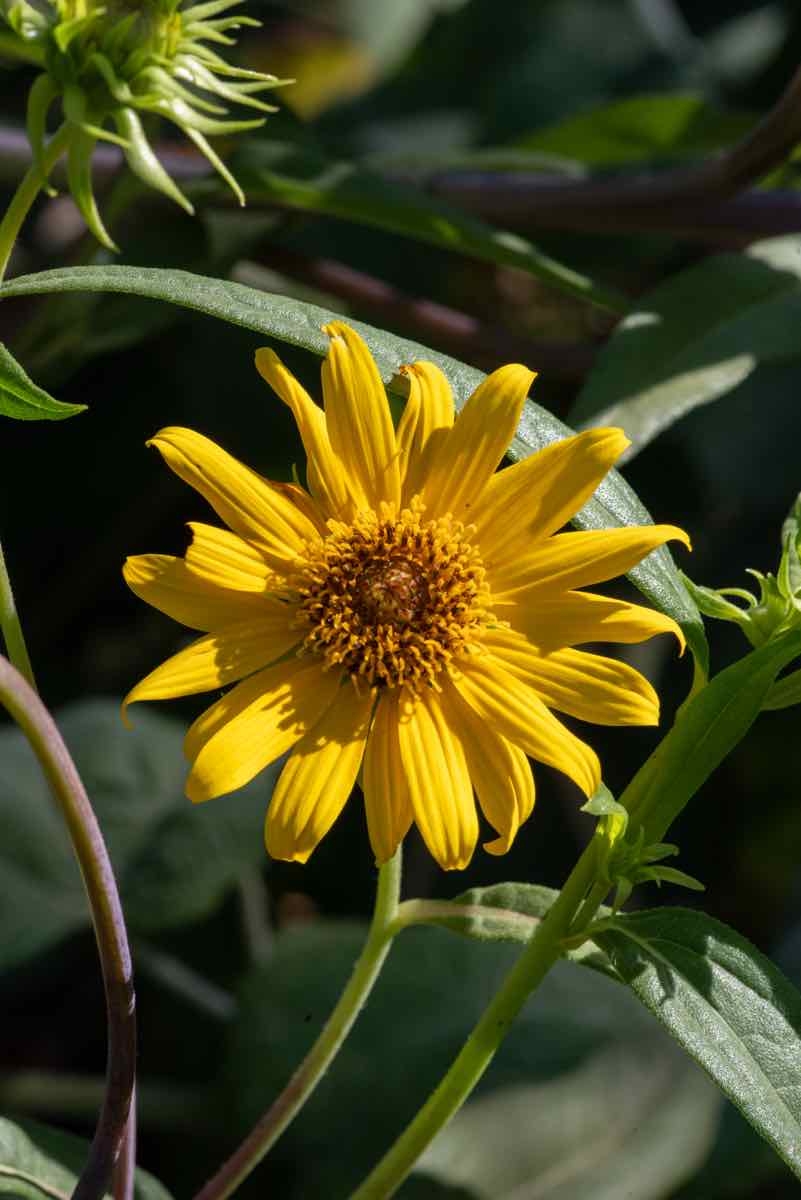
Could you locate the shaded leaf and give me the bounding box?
[416,1041,718,1199]
[0,343,84,421]
[593,907,801,1182]
[0,1116,172,1199]
[229,139,626,312]
[571,236,801,458]
[0,699,277,972]
[399,883,616,977]
[0,265,706,666]
[224,921,719,1199]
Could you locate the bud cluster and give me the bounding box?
[0,0,286,245]
[683,492,801,709]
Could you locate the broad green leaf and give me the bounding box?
[228,139,626,313]
[398,883,616,977]
[0,264,706,666]
[621,628,801,843]
[224,922,719,1199]
[570,236,801,457]
[0,343,84,421]
[415,1043,717,1199]
[592,907,801,1183]
[0,699,277,972]
[516,93,752,166]
[0,1116,172,1199]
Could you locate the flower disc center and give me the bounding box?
[294,508,490,691]
[355,555,425,626]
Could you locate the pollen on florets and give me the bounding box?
[292,502,491,691]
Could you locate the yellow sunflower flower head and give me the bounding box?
[122,324,690,871]
[1,0,287,247]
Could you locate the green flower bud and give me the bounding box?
[1,0,288,246]
[683,491,801,651]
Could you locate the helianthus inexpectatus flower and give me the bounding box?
[123,324,689,870]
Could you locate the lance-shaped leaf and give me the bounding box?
[0,342,85,420]
[622,628,801,843]
[0,265,705,666]
[592,907,801,1183]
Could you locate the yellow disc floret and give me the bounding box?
[293,503,490,691]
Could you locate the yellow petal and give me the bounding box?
[184,523,274,593]
[362,689,413,863]
[421,363,535,519]
[149,427,320,572]
[396,362,454,502]
[508,589,685,653]
[185,658,342,801]
[122,614,300,725]
[474,428,629,559]
[123,554,268,631]
[483,627,659,726]
[265,684,374,863]
[270,480,329,536]
[397,687,477,870]
[442,677,534,856]
[255,346,355,518]
[452,654,600,798]
[321,322,400,509]
[490,524,691,599]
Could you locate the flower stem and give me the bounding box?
[0,538,35,689]
[349,839,599,1200]
[193,846,404,1200]
[0,121,73,282]
[0,655,136,1200]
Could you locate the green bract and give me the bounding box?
[683,492,801,664]
[0,0,287,247]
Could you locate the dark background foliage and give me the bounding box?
[2,1,801,1196]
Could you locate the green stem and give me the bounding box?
[193,846,404,1200]
[349,840,599,1200]
[0,121,73,282]
[0,31,45,65]
[0,539,35,688]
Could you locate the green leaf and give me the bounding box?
[0,1116,172,1199]
[229,139,627,313]
[622,629,801,844]
[224,922,719,1199]
[398,883,616,978]
[415,1045,716,1199]
[0,264,706,666]
[570,236,801,457]
[0,699,277,972]
[763,667,801,711]
[0,343,85,421]
[516,93,752,167]
[592,907,801,1183]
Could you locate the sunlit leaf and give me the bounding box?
[0,265,706,666]
[571,237,801,458]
